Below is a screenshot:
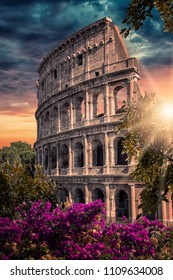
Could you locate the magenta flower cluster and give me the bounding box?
[0,200,172,260]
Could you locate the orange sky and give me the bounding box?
[140,65,173,102]
[0,65,172,149]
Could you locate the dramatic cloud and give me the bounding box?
[0,0,172,147]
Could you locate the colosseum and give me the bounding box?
[35,17,173,224]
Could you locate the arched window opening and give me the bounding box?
[50,147,57,169]
[74,142,84,167]
[39,151,42,165]
[39,116,43,137]
[117,139,128,165]
[117,190,129,218]
[52,106,58,131]
[54,69,57,79]
[77,54,83,66]
[92,140,104,166]
[114,86,127,114]
[45,111,50,122]
[44,148,49,170]
[75,97,85,122]
[40,115,43,127]
[93,188,104,202]
[74,188,85,203]
[96,93,104,117]
[61,102,70,127]
[45,111,50,133]
[60,188,69,208]
[61,144,69,169]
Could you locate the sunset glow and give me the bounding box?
[0,1,172,149]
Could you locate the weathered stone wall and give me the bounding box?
[35,17,172,224]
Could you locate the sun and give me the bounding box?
[159,102,173,123]
[162,103,173,119]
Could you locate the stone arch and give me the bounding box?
[93,93,104,118]
[92,187,104,202]
[75,96,85,122]
[92,139,104,166]
[38,150,42,165]
[45,111,50,132]
[74,142,84,167]
[115,138,128,165]
[61,101,70,127]
[60,144,69,168]
[50,146,57,169]
[52,106,58,131]
[74,188,85,203]
[116,190,129,218]
[114,85,127,114]
[40,115,44,132]
[60,187,69,208]
[44,148,49,170]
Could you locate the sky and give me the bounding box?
[0,0,172,148]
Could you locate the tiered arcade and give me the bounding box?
[35,17,173,223]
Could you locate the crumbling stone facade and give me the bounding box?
[35,17,173,224]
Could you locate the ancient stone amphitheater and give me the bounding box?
[35,17,172,223]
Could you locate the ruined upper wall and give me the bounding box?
[38,17,129,73]
[37,17,139,105]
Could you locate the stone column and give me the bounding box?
[85,42,90,80]
[103,23,110,73]
[110,188,116,222]
[69,140,73,175]
[70,97,74,129]
[130,184,136,222]
[109,140,114,167]
[89,93,93,120]
[48,143,51,175]
[161,200,167,225]
[37,119,39,139]
[109,89,115,115]
[70,57,74,86]
[106,184,110,223]
[92,95,97,118]
[58,102,61,132]
[105,83,110,120]
[56,143,59,175]
[85,90,89,123]
[104,132,109,174]
[88,136,92,169]
[85,184,89,204]
[83,134,88,174]
[87,185,92,202]
[128,76,136,103]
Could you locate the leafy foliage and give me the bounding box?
[0,141,35,174]
[0,200,172,260]
[0,164,57,218]
[119,92,173,216]
[121,0,173,37]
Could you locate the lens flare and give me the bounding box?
[162,103,173,119]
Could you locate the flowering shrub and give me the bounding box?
[0,200,172,260]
